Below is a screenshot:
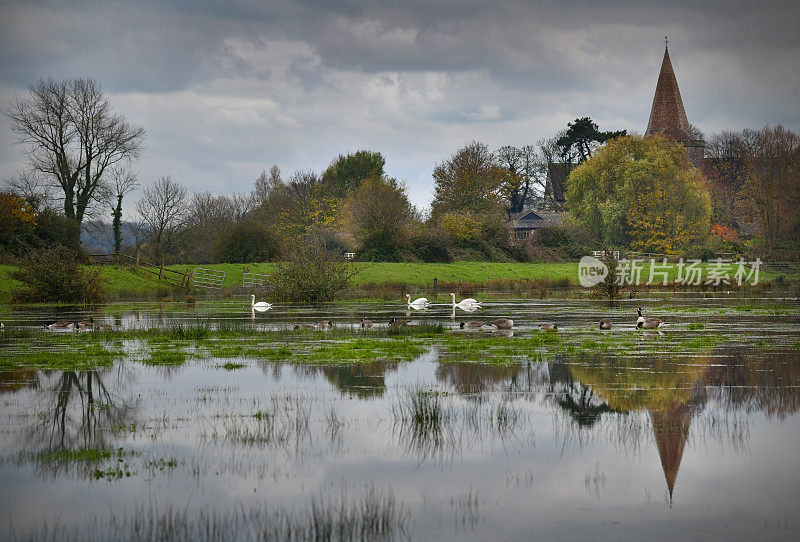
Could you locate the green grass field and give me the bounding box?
[0,260,778,303]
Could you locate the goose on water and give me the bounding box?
[599,318,613,330]
[636,308,663,329]
[451,293,481,311]
[47,321,74,329]
[294,323,317,330]
[405,294,430,310]
[539,323,558,330]
[459,321,485,329]
[319,320,332,330]
[389,318,410,327]
[250,295,272,312]
[360,318,374,328]
[491,318,514,330]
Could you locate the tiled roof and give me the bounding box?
[646,46,694,141]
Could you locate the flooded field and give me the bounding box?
[1,295,799,541]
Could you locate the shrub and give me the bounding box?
[34,209,81,251]
[527,223,598,261]
[215,220,281,263]
[594,248,621,302]
[267,241,357,303]
[11,246,105,303]
[0,192,38,255]
[410,228,453,263]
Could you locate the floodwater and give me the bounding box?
[1,296,800,541]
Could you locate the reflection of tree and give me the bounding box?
[704,349,800,419]
[562,354,709,504]
[25,370,137,453]
[548,361,616,428]
[435,362,522,394]
[296,362,399,399]
[0,368,39,394]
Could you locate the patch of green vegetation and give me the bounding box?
[144,348,187,366]
[682,335,722,349]
[307,339,425,363]
[687,323,705,330]
[36,447,130,463]
[219,362,247,370]
[0,343,121,370]
[145,457,178,471]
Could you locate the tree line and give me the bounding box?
[2,76,798,264]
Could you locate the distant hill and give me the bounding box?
[81,220,138,254]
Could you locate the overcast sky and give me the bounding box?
[1,0,798,211]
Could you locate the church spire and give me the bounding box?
[646,39,693,141]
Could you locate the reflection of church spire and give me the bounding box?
[649,404,696,506]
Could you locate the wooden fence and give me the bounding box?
[88,253,191,287]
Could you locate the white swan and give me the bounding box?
[451,292,481,311]
[250,294,272,312]
[405,294,430,310]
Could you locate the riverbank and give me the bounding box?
[0,261,786,302]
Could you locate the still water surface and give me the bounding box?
[1,298,799,540]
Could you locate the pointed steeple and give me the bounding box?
[646,39,694,141]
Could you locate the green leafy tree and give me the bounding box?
[321,150,386,197]
[557,117,626,164]
[566,134,711,254]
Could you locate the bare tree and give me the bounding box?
[496,145,546,214]
[182,192,238,262]
[136,176,188,264]
[3,169,55,211]
[253,164,282,204]
[127,216,149,265]
[5,77,144,242]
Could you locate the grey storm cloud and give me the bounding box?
[1,0,798,209]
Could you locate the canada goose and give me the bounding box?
[490,318,514,330]
[47,321,73,329]
[636,308,663,329]
[459,321,485,329]
[539,323,558,330]
[250,294,272,312]
[360,318,374,328]
[294,323,316,330]
[389,318,410,327]
[75,320,93,330]
[319,320,332,330]
[451,293,481,311]
[599,318,613,330]
[405,294,430,310]
[94,322,112,331]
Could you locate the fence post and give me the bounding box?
[433,277,438,298]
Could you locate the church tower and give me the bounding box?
[646,39,704,167]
